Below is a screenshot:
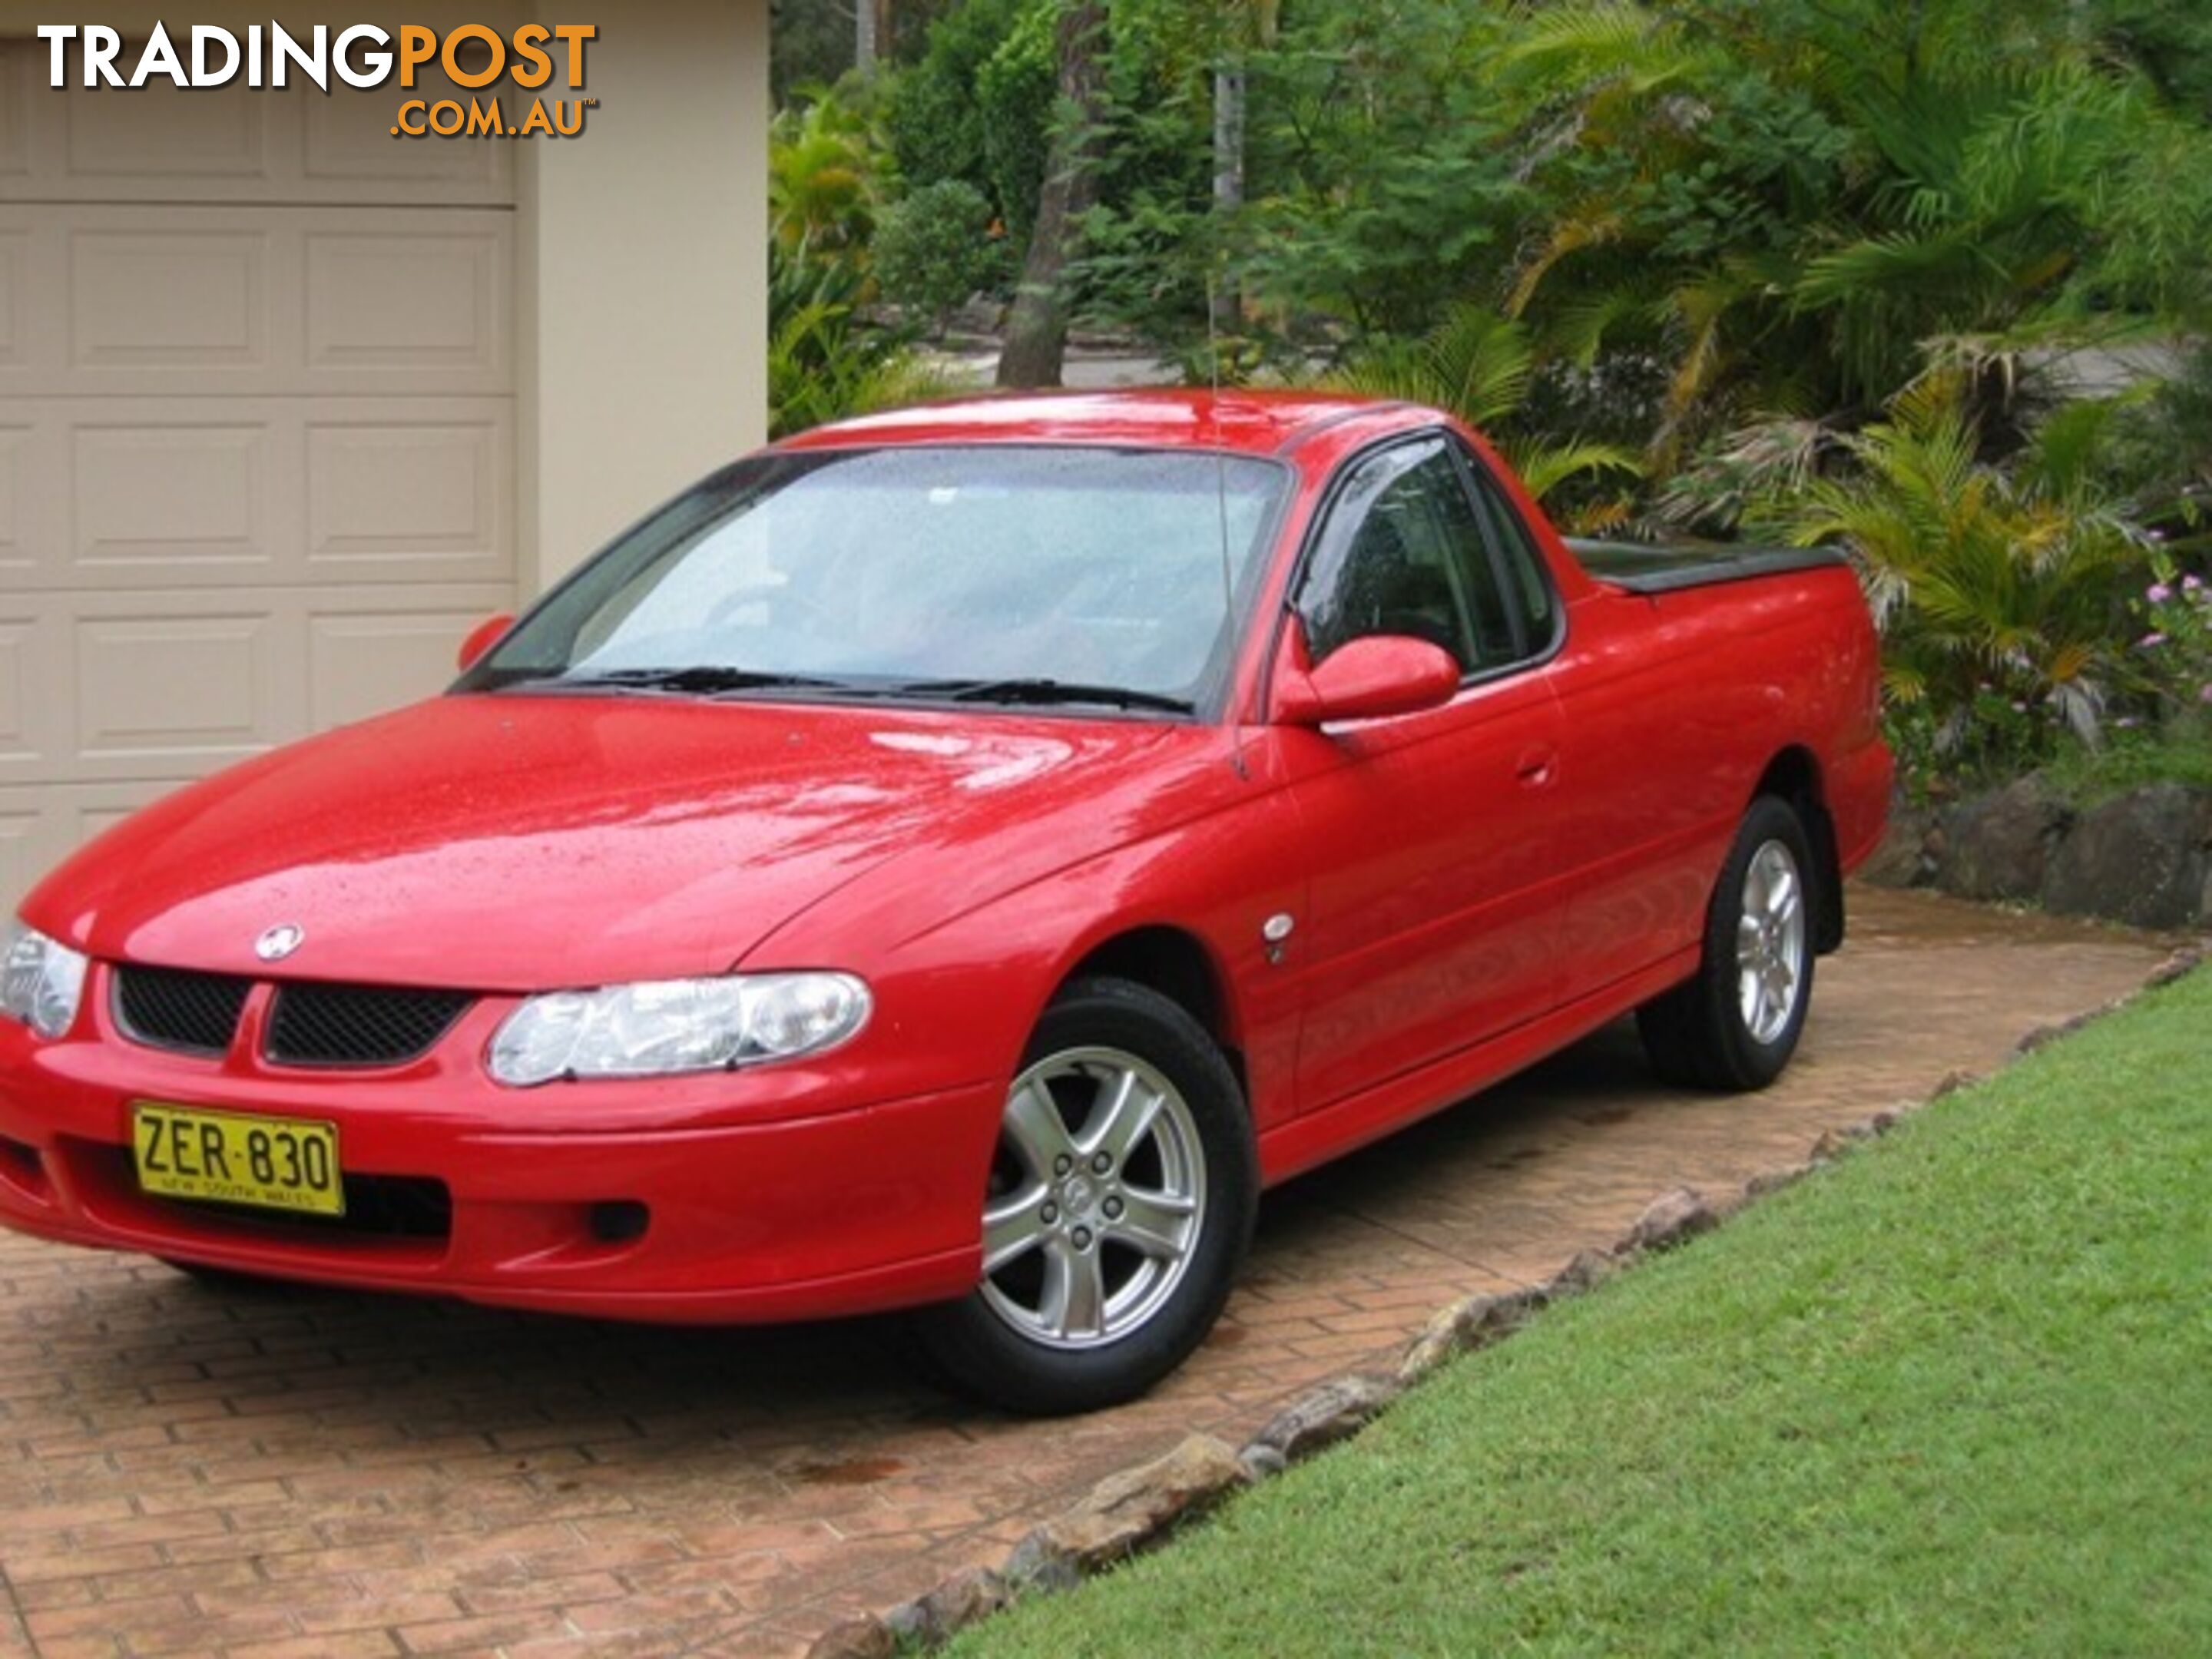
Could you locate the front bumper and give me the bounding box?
[0,973,997,1324]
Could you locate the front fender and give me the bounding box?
[752,767,1314,1136]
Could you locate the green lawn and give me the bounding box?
[955,966,2212,1658]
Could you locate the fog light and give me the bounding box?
[0,1134,48,1197]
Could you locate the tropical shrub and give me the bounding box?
[2128,566,2212,722]
[1493,3,2212,466]
[769,91,885,269]
[1765,377,2152,770]
[875,179,1005,335]
[767,246,955,439]
[883,0,1058,238]
[1328,306,1644,519]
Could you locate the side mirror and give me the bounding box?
[1273,628,1460,726]
[456,613,515,673]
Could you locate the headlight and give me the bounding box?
[488,972,872,1086]
[2,919,90,1041]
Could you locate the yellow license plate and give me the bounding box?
[131,1104,344,1218]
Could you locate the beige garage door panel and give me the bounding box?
[0,47,520,906]
[3,579,516,784]
[0,396,512,591]
[0,577,515,892]
[0,204,512,398]
[0,41,514,207]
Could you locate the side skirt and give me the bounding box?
[1257,945,1701,1187]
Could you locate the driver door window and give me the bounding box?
[1297,436,1518,675]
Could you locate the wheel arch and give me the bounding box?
[1055,925,1250,1098]
[1753,746,1845,954]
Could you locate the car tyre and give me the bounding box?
[1637,795,1818,1092]
[916,975,1257,1415]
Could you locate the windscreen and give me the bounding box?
[465,445,1288,711]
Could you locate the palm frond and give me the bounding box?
[1326,306,1535,432]
[1506,209,1625,318]
[1501,1,1719,95]
[1505,439,1645,504]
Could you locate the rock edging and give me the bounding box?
[1866,777,2212,930]
[801,940,2207,1659]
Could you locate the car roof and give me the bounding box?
[775,389,1420,459]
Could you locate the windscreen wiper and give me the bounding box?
[541,667,863,696]
[914,678,1196,714]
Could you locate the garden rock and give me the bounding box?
[1394,1290,1533,1383]
[1013,1433,1244,1577]
[1745,1161,1814,1197]
[2043,784,2212,930]
[1237,1443,1289,1482]
[805,1614,896,1659]
[2016,1005,2113,1054]
[1864,779,2212,930]
[1626,1186,1717,1251]
[1249,1373,1402,1462]
[2148,943,2207,988]
[1943,776,2071,902]
[1812,1128,1863,1163]
[886,1567,1011,1644]
[1548,1247,1618,1297]
[1859,797,1941,886]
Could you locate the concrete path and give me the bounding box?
[0,889,2177,1657]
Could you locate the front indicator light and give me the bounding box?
[1,919,89,1041]
[488,972,872,1086]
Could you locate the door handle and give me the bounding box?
[1515,747,1558,787]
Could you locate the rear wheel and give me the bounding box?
[1638,796,1816,1091]
[917,977,1256,1415]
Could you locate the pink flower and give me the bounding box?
[2118,716,2141,729]
[2148,582,2174,603]
[2184,574,2204,591]
[2139,632,2168,648]
[2201,684,2212,705]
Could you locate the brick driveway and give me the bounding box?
[0,888,2175,1658]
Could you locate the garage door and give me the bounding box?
[0,44,518,903]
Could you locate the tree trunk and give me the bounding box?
[1210,57,1247,339]
[855,0,879,76]
[996,1,1108,390]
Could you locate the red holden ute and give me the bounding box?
[0,392,1890,1412]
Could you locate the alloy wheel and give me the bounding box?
[1737,839,1807,1045]
[979,1046,1207,1350]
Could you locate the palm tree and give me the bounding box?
[1770,373,2151,743]
[768,94,882,270]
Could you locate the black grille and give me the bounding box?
[114,966,252,1057]
[266,984,473,1068]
